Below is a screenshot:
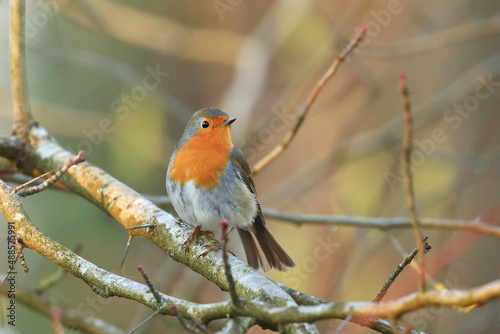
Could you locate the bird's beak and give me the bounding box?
[220,117,236,127]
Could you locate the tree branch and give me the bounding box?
[399,73,426,292]
[0,283,127,334]
[0,131,429,334]
[252,27,367,174]
[223,279,500,325]
[136,195,500,238]
[10,0,34,141]
[373,237,432,303]
[262,208,500,238]
[1,128,318,333]
[5,173,496,332]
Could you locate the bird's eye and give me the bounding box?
[201,120,210,128]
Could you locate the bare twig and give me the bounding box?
[399,73,426,293]
[170,304,211,334]
[12,170,53,191]
[15,151,86,197]
[120,234,134,268]
[333,314,353,334]
[221,220,239,306]
[121,224,155,267]
[51,307,65,334]
[135,266,209,334]
[128,311,161,334]
[129,266,164,334]
[373,237,432,303]
[386,232,440,289]
[144,194,500,237]
[137,265,163,307]
[252,27,367,174]
[127,224,155,230]
[10,0,34,141]
[261,207,500,238]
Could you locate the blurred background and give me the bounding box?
[1,1,499,333]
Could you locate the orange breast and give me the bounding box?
[169,125,233,190]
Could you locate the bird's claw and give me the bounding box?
[183,226,214,253]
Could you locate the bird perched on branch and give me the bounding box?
[166,107,295,271]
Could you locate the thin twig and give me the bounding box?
[51,307,65,334]
[128,310,161,334]
[143,195,500,238]
[135,266,209,334]
[386,232,438,288]
[399,73,426,293]
[170,305,211,334]
[137,265,163,306]
[121,224,155,267]
[10,0,34,141]
[252,27,367,174]
[373,237,432,303]
[261,207,500,238]
[12,170,53,192]
[15,151,86,197]
[127,224,155,230]
[221,220,239,306]
[129,266,165,334]
[333,314,353,334]
[120,234,134,268]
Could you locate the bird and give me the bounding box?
[166,107,295,271]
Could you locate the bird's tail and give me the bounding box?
[237,215,295,271]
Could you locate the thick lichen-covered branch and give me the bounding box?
[0,127,317,333]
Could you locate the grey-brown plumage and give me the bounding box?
[230,147,295,271]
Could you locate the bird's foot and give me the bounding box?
[183,226,214,253]
[199,243,235,258]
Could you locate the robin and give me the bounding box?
[166,108,295,271]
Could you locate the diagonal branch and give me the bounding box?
[0,175,391,334]
[5,174,496,333]
[14,151,86,196]
[373,237,432,303]
[2,129,318,334]
[1,130,498,333]
[252,27,367,174]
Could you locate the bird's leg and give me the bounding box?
[183,226,214,253]
[199,227,235,258]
